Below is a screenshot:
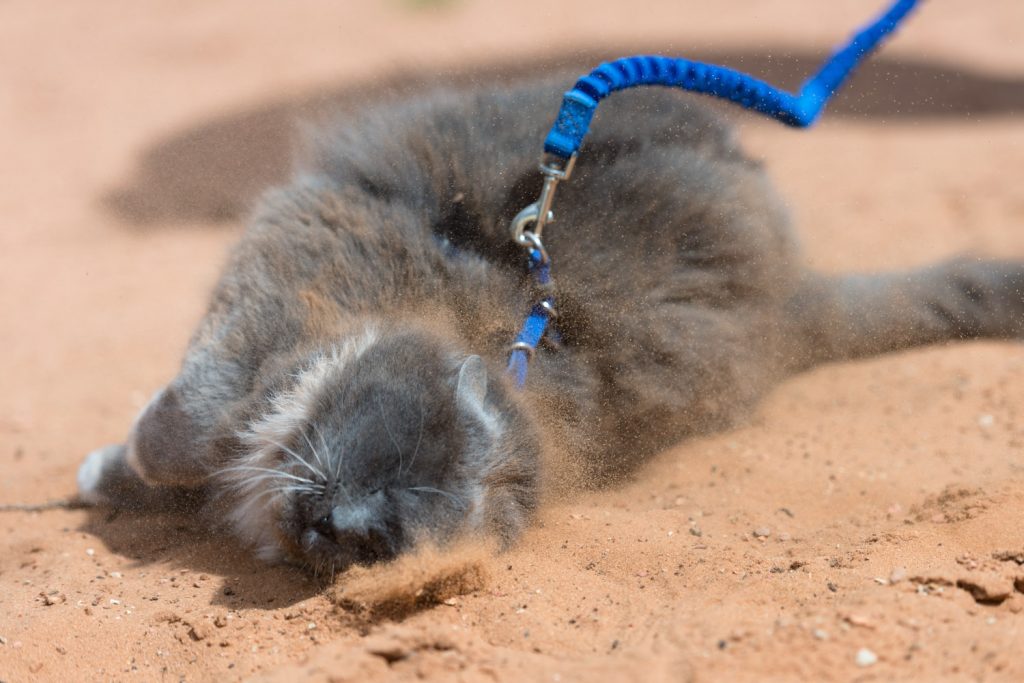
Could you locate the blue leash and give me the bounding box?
[506,0,920,387]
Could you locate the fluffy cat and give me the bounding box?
[78,79,1024,574]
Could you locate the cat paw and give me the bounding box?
[77,444,124,505]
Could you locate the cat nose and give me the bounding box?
[323,506,392,562]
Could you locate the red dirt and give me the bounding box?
[2,1,1024,681]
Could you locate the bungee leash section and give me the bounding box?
[505,0,921,388]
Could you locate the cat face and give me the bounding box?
[222,327,537,574]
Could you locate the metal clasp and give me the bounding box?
[510,153,577,248]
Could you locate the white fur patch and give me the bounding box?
[465,481,487,532]
[464,398,501,439]
[77,445,122,505]
[456,356,502,439]
[219,325,379,560]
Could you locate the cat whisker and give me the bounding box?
[232,478,326,502]
[268,483,323,495]
[223,472,291,492]
[313,423,344,482]
[402,396,426,478]
[302,426,330,479]
[377,394,405,475]
[296,429,328,481]
[222,465,323,489]
[262,434,325,482]
[407,486,466,510]
[246,483,321,505]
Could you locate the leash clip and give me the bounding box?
[505,154,574,387]
[510,153,576,249]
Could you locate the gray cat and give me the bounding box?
[77,79,1024,575]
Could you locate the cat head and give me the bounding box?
[220,325,539,575]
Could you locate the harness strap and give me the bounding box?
[506,248,554,388]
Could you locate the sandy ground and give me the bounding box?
[2,1,1024,680]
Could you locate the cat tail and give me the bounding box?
[781,257,1024,372]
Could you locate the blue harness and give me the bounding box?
[506,0,920,387]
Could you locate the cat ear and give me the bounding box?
[456,355,488,410]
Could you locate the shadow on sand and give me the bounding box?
[78,497,322,609]
[103,47,1024,227]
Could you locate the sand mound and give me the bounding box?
[329,543,491,620]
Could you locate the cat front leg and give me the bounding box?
[77,383,226,508]
[77,444,135,505]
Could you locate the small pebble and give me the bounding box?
[844,613,874,629]
[85,548,95,557]
[978,414,995,428]
[855,648,878,667]
[188,622,212,641]
[307,622,317,631]
[689,527,702,537]
[42,593,64,606]
[752,527,771,538]
[812,629,829,641]
[889,567,907,584]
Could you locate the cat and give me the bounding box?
[77,77,1024,575]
